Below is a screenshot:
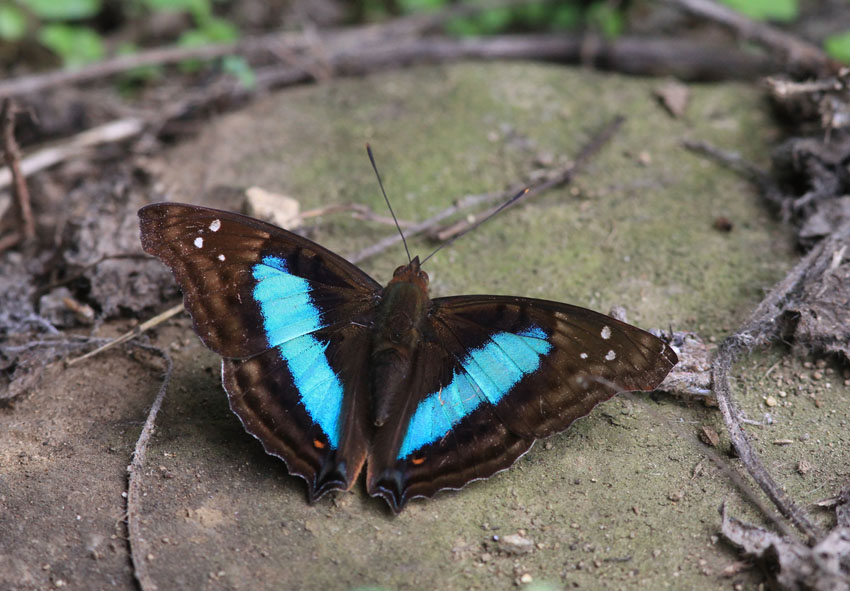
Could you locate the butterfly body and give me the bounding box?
[139,202,677,513]
[371,257,430,427]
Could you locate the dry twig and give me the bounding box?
[1,99,34,245]
[0,1,532,99]
[434,116,624,240]
[682,139,785,210]
[0,118,145,192]
[710,230,848,543]
[66,303,184,366]
[125,343,173,591]
[666,0,837,77]
[350,116,623,264]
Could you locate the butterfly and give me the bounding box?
[138,201,677,512]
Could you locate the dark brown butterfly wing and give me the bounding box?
[139,202,381,499]
[366,295,677,512]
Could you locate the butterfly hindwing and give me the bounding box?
[139,203,381,499]
[367,295,677,511]
[224,323,373,498]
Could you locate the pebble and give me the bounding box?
[499,533,534,555]
[764,396,778,407]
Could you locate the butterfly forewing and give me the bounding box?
[366,295,677,511]
[139,203,382,499]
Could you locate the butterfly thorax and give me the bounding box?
[370,256,431,427]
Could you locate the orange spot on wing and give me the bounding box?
[411,456,426,465]
[313,438,326,449]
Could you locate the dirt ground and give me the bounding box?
[1,63,847,590]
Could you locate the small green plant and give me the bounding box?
[824,30,850,64]
[0,0,243,72]
[717,0,798,22]
[0,0,105,66]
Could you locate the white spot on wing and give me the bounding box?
[209,219,221,232]
[580,352,588,359]
[218,254,226,261]
[601,326,611,340]
[194,237,204,248]
[605,350,616,361]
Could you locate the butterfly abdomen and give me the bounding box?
[370,257,431,428]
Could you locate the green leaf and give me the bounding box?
[38,24,105,67]
[221,55,255,88]
[549,4,581,30]
[139,0,211,24]
[586,1,624,39]
[825,30,850,64]
[445,6,512,36]
[198,16,238,42]
[116,41,162,83]
[718,0,798,22]
[18,0,101,20]
[397,0,446,12]
[0,3,27,40]
[178,16,237,46]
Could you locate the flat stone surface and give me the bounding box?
[3,62,847,591]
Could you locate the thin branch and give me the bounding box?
[66,303,184,366]
[298,201,416,228]
[0,118,144,191]
[0,230,21,253]
[435,116,624,241]
[255,35,778,93]
[1,99,34,242]
[0,0,532,99]
[682,139,785,210]
[665,0,837,77]
[710,230,847,543]
[350,115,623,264]
[126,343,173,591]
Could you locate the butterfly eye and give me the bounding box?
[393,265,407,277]
[418,270,429,285]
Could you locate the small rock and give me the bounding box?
[698,426,720,447]
[243,186,301,229]
[499,533,534,555]
[654,80,690,118]
[712,217,734,232]
[764,396,778,407]
[797,459,812,475]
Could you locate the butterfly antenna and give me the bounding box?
[420,187,529,265]
[367,144,411,263]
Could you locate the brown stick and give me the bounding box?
[0,1,526,99]
[126,344,173,591]
[682,139,785,210]
[0,117,145,191]
[666,0,838,77]
[434,116,624,241]
[350,115,623,264]
[710,228,849,543]
[255,34,778,92]
[1,99,34,242]
[66,303,184,366]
